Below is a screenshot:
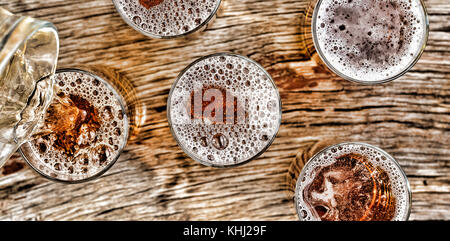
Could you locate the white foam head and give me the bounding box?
[295,142,411,221]
[168,53,282,167]
[113,0,222,38]
[313,0,428,83]
[21,69,129,182]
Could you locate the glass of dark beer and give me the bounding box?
[19,68,129,183]
[167,53,282,167]
[310,0,429,84]
[112,0,222,38]
[295,142,411,221]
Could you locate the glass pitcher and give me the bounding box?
[0,7,59,168]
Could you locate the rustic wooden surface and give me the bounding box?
[0,0,448,221]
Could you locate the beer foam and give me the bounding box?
[314,0,427,82]
[168,54,281,167]
[295,143,410,221]
[22,70,128,182]
[114,0,221,37]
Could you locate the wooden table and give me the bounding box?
[0,0,448,221]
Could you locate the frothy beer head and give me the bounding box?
[313,0,428,83]
[168,53,281,167]
[20,69,129,183]
[113,0,221,38]
[295,143,411,221]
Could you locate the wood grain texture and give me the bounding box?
[0,0,449,220]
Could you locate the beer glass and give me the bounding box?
[0,7,59,168]
[295,142,411,221]
[112,0,222,39]
[167,53,282,167]
[307,0,429,84]
[19,68,130,183]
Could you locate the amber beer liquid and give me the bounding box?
[312,0,428,83]
[20,69,129,183]
[167,53,282,167]
[295,143,411,221]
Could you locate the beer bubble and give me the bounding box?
[132,15,142,25]
[93,78,100,86]
[267,100,278,112]
[207,154,214,161]
[211,133,229,150]
[38,142,47,154]
[91,144,113,166]
[199,136,208,147]
[117,111,124,120]
[261,134,269,141]
[54,163,61,171]
[102,106,115,121]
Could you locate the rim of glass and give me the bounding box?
[311,0,430,85]
[294,142,412,221]
[19,68,130,184]
[167,52,282,168]
[111,0,222,39]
